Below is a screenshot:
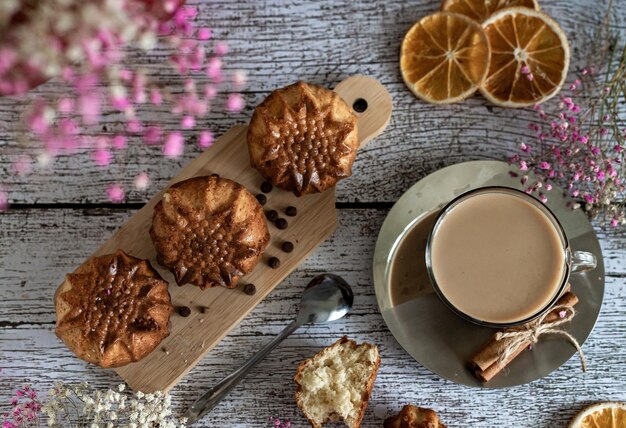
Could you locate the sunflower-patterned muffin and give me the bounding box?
[54,250,173,368]
[150,175,270,289]
[247,81,359,196]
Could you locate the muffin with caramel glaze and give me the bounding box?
[247,81,359,195]
[54,250,173,368]
[384,405,447,428]
[150,175,270,289]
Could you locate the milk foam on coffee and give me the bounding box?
[430,191,565,324]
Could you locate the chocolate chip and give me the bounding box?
[281,241,294,253]
[243,283,257,295]
[285,206,297,217]
[352,98,368,113]
[260,181,273,193]
[256,194,267,205]
[210,173,220,178]
[266,210,278,221]
[275,218,288,229]
[268,257,281,269]
[178,306,191,317]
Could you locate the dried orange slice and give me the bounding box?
[400,12,490,104]
[441,0,540,23]
[480,7,570,107]
[568,402,626,428]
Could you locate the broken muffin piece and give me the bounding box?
[294,336,380,428]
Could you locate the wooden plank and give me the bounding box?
[0,0,624,204]
[1,208,625,427]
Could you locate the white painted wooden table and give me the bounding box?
[1,1,625,427]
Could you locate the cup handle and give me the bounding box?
[571,251,597,273]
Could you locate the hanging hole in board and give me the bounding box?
[352,98,368,113]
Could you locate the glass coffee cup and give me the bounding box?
[425,186,597,328]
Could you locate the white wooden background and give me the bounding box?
[1,1,625,427]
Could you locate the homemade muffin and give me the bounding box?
[247,81,359,195]
[294,337,380,428]
[150,175,270,289]
[384,405,448,428]
[54,250,173,368]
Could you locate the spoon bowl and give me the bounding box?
[298,274,354,324]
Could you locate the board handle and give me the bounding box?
[334,75,393,147]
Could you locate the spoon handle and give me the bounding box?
[185,319,302,424]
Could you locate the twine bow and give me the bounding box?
[494,304,587,372]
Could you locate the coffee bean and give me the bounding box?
[281,241,294,253]
[266,210,278,221]
[260,181,273,193]
[285,206,297,216]
[268,257,281,269]
[256,194,267,205]
[198,306,207,314]
[243,283,257,295]
[178,306,191,317]
[275,218,288,229]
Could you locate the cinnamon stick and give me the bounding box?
[470,287,579,382]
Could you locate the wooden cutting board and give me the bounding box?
[75,75,392,392]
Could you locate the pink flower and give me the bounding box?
[519,160,528,171]
[163,132,185,158]
[150,89,163,105]
[214,42,229,56]
[78,90,101,125]
[143,126,163,145]
[197,28,212,41]
[207,57,223,82]
[198,130,214,148]
[112,135,127,150]
[111,96,130,110]
[0,189,9,213]
[226,93,245,112]
[3,421,17,428]
[127,119,143,133]
[107,184,125,202]
[204,85,217,99]
[134,172,150,190]
[57,98,75,113]
[26,101,51,135]
[539,161,551,170]
[181,116,195,129]
[611,218,619,228]
[93,149,112,166]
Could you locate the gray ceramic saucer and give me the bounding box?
[373,160,605,388]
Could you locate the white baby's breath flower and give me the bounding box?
[117,384,126,392]
[138,32,157,50]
